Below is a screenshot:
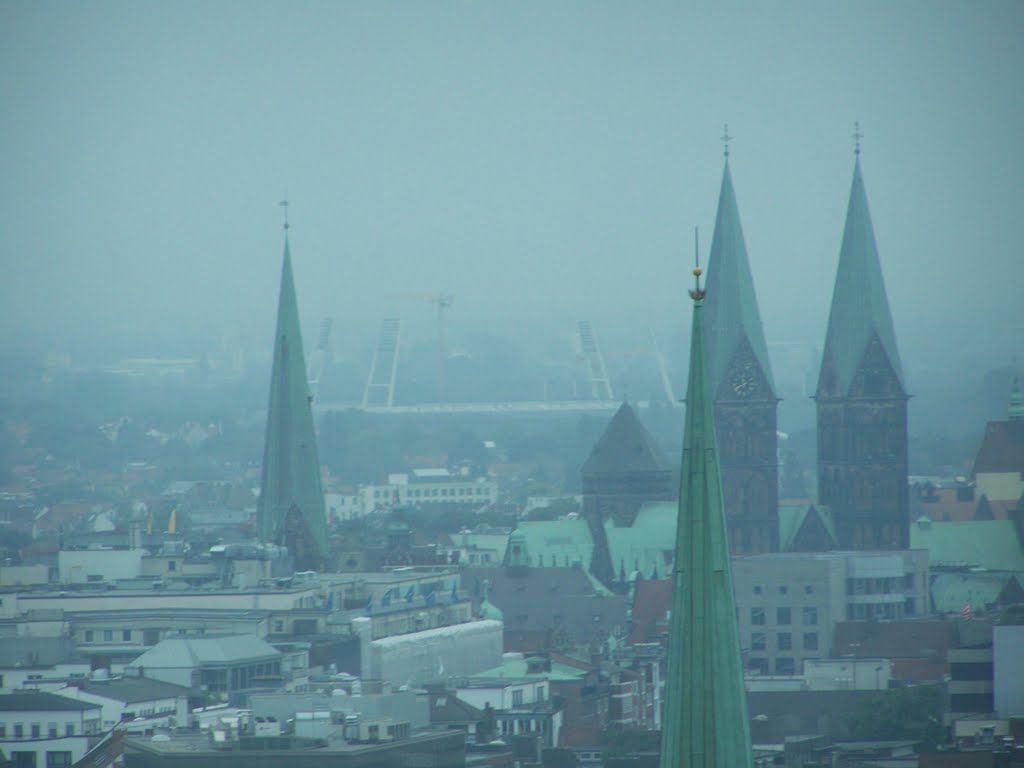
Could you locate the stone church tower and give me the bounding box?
[816,156,909,549]
[703,154,779,554]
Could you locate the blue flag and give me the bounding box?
[405,586,416,602]
[451,582,459,602]
[381,589,392,608]
[365,595,373,614]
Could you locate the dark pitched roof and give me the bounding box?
[972,420,1024,477]
[82,677,191,704]
[581,402,667,476]
[833,620,958,661]
[0,692,100,712]
[426,689,484,725]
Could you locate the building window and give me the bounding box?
[751,632,767,651]
[777,632,792,651]
[751,607,765,625]
[31,724,41,738]
[47,752,73,768]
[0,725,5,738]
[103,630,113,642]
[48,724,57,738]
[805,584,814,594]
[778,585,788,595]
[775,657,796,676]
[84,631,94,642]
[168,561,176,572]
[802,607,818,626]
[123,630,132,641]
[14,723,23,738]
[65,724,74,737]
[512,690,523,706]
[905,597,916,616]
[11,754,36,768]
[748,658,769,675]
[753,585,762,595]
[776,607,791,625]
[803,632,819,651]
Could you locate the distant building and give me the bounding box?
[255,233,328,571]
[703,155,779,555]
[972,376,1024,506]
[581,402,674,587]
[0,691,104,768]
[816,158,909,550]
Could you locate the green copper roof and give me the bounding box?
[778,504,836,551]
[256,238,328,558]
[660,289,752,768]
[704,160,775,397]
[605,502,676,580]
[911,517,1024,572]
[507,518,594,569]
[820,159,904,395]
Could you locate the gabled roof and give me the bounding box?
[626,577,671,646]
[704,160,775,397]
[80,677,192,704]
[581,402,667,476]
[256,238,328,556]
[911,517,1024,572]
[819,159,904,395]
[506,518,594,570]
[778,504,837,551]
[128,635,281,670]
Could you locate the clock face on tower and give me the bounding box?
[731,361,759,398]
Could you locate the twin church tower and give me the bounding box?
[704,137,908,556]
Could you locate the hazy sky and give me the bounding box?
[2,1,1022,376]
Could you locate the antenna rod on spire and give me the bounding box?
[690,226,705,300]
[279,196,290,232]
[852,121,863,156]
[721,122,732,158]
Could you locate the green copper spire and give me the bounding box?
[256,232,329,569]
[704,158,775,398]
[659,265,752,768]
[820,158,904,395]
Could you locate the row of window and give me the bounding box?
[750,631,818,652]
[846,575,914,595]
[7,751,72,768]
[372,485,493,500]
[0,723,77,739]
[846,600,915,620]
[84,629,132,642]
[752,584,815,596]
[750,607,818,626]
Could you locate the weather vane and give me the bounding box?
[689,226,705,301]
[721,122,733,159]
[279,196,290,231]
[852,121,863,156]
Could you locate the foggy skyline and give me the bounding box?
[2,1,1023,376]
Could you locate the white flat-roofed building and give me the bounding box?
[0,691,103,767]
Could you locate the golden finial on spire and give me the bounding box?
[852,121,863,156]
[721,122,732,159]
[689,226,705,301]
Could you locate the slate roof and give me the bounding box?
[462,566,626,650]
[128,635,281,669]
[703,160,775,397]
[426,688,484,724]
[256,238,328,555]
[833,620,958,662]
[910,517,1024,571]
[819,159,904,395]
[81,677,192,703]
[0,692,100,712]
[581,402,667,476]
[507,518,594,570]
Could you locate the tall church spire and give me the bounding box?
[819,158,904,396]
[256,224,328,570]
[704,157,775,398]
[703,139,779,555]
[659,263,751,768]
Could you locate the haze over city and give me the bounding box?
[2,1,1022,385]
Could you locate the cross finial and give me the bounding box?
[279,196,290,231]
[689,226,705,301]
[852,121,863,156]
[721,122,733,158]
